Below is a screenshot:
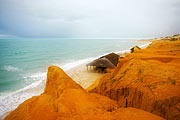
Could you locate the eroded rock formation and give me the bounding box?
[88,41,180,120]
[4,66,164,120]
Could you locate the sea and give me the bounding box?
[0,38,150,118]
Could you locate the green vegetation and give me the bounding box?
[140,77,144,83]
[171,80,176,85]
[152,83,157,89]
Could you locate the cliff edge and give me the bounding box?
[4,66,164,120]
[88,40,180,120]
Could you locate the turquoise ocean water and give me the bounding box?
[0,38,150,118]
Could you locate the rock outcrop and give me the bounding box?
[88,41,180,120]
[4,66,164,120]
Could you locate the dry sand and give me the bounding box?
[65,42,151,89]
[65,51,132,89]
[65,39,153,89]
[66,63,103,89]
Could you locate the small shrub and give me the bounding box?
[110,76,116,83]
[138,69,142,75]
[171,80,176,85]
[152,84,157,89]
[123,69,129,75]
[112,79,116,83]
[140,77,144,82]
[170,38,177,41]
[110,76,114,80]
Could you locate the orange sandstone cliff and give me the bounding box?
[4,66,164,120]
[88,40,180,120]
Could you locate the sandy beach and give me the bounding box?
[66,63,103,89]
[4,35,180,120]
[65,41,151,89]
[3,35,180,120]
[0,40,151,120]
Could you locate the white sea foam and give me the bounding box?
[0,79,46,119]
[22,72,47,81]
[139,42,152,48]
[54,57,96,71]
[0,71,47,119]
[0,42,152,119]
[0,58,95,119]
[3,65,21,72]
[115,49,131,54]
[115,42,152,56]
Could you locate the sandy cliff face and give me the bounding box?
[4,66,164,120]
[88,41,180,120]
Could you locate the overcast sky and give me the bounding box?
[0,0,180,38]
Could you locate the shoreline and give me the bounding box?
[0,41,151,119]
[66,41,151,89]
[66,63,103,89]
[5,37,179,120]
[86,38,180,119]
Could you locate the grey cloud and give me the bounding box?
[0,0,179,38]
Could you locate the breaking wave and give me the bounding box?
[3,65,21,72]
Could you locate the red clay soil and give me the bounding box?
[88,40,180,120]
[4,66,164,120]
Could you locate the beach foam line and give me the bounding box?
[0,58,97,119]
[53,57,96,71]
[0,79,46,119]
[139,42,152,48]
[22,72,47,81]
[0,42,152,119]
[115,42,152,54]
[53,42,152,71]
[3,65,21,72]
